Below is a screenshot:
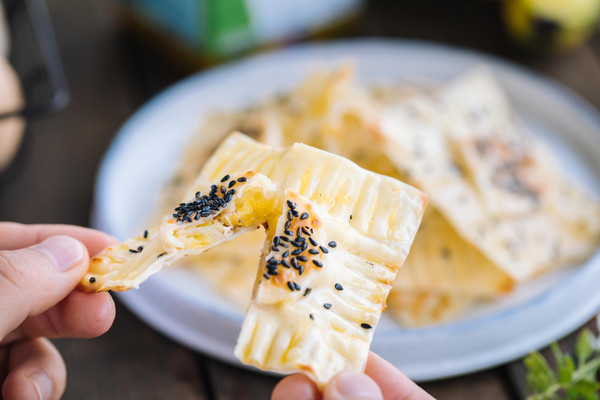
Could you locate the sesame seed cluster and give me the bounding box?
[261,199,335,289]
[172,174,248,224]
[260,197,373,330]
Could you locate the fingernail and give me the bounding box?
[34,236,84,272]
[335,371,382,399]
[28,370,53,400]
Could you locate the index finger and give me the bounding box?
[0,222,117,255]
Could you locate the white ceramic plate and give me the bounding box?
[92,39,600,382]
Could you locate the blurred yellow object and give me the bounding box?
[0,57,25,171]
[503,0,600,52]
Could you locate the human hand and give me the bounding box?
[0,222,117,400]
[272,351,435,400]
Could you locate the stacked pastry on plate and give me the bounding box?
[142,65,600,327]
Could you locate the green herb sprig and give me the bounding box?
[525,329,600,400]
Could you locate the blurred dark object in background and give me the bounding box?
[0,0,69,175]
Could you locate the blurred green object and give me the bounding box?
[503,0,600,53]
[116,0,363,63]
[204,0,252,57]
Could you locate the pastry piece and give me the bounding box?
[181,228,266,310]
[202,134,427,385]
[394,208,513,298]
[386,288,473,327]
[80,171,277,292]
[236,187,425,387]
[378,67,600,281]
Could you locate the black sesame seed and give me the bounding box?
[227,189,236,196]
[272,246,279,252]
[309,237,318,246]
[228,180,236,188]
[221,175,230,182]
[291,209,299,217]
[285,230,293,236]
[220,186,226,194]
[291,240,302,248]
[263,273,270,279]
[287,210,293,221]
[296,237,306,243]
[137,246,144,252]
[143,230,148,239]
[319,246,329,254]
[89,277,96,283]
[129,249,139,254]
[312,260,323,268]
[292,249,302,256]
[287,200,296,209]
[297,255,308,262]
[324,303,332,309]
[273,236,280,246]
[309,249,319,255]
[237,177,247,182]
[287,281,295,291]
[284,221,291,231]
[301,241,308,251]
[303,288,312,296]
[335,283,343,291]
[281,259,291,268]
[309,314,314,320]
[280,236,290,242]
[301,227,311,236]
[291,258,299,269]
[293,282,301,291]
[328,241,337,248]
[361,323,372,329]
[296,228,302,237]
[267,269,279,276]
[282,251,289,258]
[298,264,305,275]
[157,252,167,258]
[279,243,288,248]
[300,212,309,220]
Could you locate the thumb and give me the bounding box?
[0,235,88,339]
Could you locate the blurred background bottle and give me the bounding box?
[114,0,364,66]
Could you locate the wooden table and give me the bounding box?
[1,1,599,398]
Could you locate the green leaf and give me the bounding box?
[558,354,575,384]
[571,379,600,400]
[576,329,596,367]
[525,351,556,393]
[550,343,574,384]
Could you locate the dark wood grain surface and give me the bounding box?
[1,0,599,399]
